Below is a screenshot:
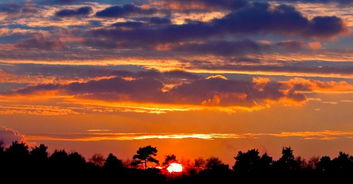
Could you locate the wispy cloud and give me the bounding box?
[27,130,353,142]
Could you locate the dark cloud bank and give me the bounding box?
[86,1,347,51]
[12,70,312,107]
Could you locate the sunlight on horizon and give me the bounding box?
[167,163,183,173]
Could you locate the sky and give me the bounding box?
[0,0,353,164]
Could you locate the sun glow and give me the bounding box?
[167,163,183,173]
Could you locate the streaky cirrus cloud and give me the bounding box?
[26,130,353,142]
[163,39,316,56]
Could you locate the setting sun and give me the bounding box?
[167,163,183,173]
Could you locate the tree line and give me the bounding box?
[0,142,351,183]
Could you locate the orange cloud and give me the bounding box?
[0,104,79,116]
[283,78,353,93]
[26,130,353,142]
[308,42,322,50]
[148,1,216,11]
[1,75,352,115]
[206,75,228,80]
[0,68,119,87]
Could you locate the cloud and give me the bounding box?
[162,39,315,56]
[11,71,353,108]
[284,78,353,92]
[47,0,95,4]
[273,0,353,5]
[213,3,347,39]
[151,0,249,11]
[95,4,157,18]
[306,16,347,38]
[0,0,349,62]
[170,40,263,56]
[26,130,353,142]
[15,34,67,50]
[0,127,26,147]
[0,2,37,16]
[148,17,172,25]
[167,77,306,105]
[0,3,21,14]
[184,60,353,79]
[112,21,145,29]
[55,6,92,17]
[1,69,353,114]
[0,104,80,116]
[88,2,347,52]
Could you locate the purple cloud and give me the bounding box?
[55,6,92,17]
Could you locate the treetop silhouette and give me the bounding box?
[163,154,177,166]
[132,145,159,169]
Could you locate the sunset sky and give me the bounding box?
[0,0,353,164]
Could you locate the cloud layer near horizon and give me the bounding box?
[0,70,350,115]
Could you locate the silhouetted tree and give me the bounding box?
[30,144,48,172]
[0,141,4,169]
[104,153,124,170]
[163,154,177,166]
[30,144,48,162]
[6,141,30,158]
[0,140,4,152]
[68,152,86,169]
[194,158,206,169]
[306,157,320,170]
[316,156,332,174]
[0,141,4,155]
[132,145,159,169]
[233,149,272,176]
[6,142,30,165]
[2,141,30,175]
[195,157,232,183]
[89,153,105,167]
[205,157,224,170]
[275,147,300,171]
[204,157,230,174]
[49,150,69,170]
[332,152,353,175]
